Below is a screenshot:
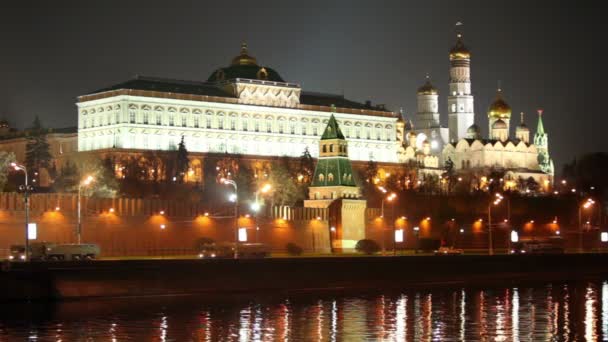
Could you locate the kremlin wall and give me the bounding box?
[0,192,599,257]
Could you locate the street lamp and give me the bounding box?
[378,187,397,254]
[77,175,95,244]
[579,198,595,253]
[11,162,33,262]
[251,183,272,244]
[221,178,239,258]
[487,192,507,256]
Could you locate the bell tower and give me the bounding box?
[447,24,475,142]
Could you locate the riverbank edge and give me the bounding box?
[1,254,607,302]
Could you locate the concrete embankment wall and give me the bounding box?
[2,254,608,301]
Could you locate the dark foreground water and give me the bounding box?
[2,279,608,341]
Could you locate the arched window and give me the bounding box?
[319,174,325,182]
[322,145,327,153]
[328,173,334,182]
[329,145,333,152]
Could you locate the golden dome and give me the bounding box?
[231,42,258,66]
[487,89,512,119]
[449,33,471,60]
[417,76,438,95]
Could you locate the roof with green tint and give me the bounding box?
[320,114,345,140]
[311,157,358,187]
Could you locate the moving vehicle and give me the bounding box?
[198,242,269,259]
[434,246,464,255]
[8,242,100,261]
[510,238,564,254]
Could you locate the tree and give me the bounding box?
[443,157,456,193]
[355,239,380,255]
[526,177,540,193]
[175,136,189,183]
[74,154,118,198]
[364,159,378,184]
[298,147,315,184]
[0,151,16,191]
[52,160,78,193]
[563,152,608,200]
[25,116,52,181]
[268,160,301,206]
[215,154,241,183]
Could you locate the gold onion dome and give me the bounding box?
[450,33,471,60]
[417,76,438,95]
[231,42,258,66]
[488,89,512,120]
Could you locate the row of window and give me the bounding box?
[318,173,353,182]
[82,112,395,141]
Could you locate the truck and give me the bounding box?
[8,242,100,261]
[510,237,565,255]
[198,242,269,259]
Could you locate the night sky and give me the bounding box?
[0,1,604,173]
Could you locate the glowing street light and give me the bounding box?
[579,198,595,252]
[77,175,95,244]
[10,162,32,261]
[220,178,239,258]
[487,192,508,256]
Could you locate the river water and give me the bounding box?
[1,279,608,341]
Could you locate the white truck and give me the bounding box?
[9,242,100,261]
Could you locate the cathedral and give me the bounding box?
[1,30,554,191]
[401,32,554,187]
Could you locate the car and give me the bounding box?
[198,242,270,259]
[434,246,464,255]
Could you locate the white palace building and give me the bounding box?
[77,43,402,163]
[74,33,553,186]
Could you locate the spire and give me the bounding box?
[321,114,345,140]
[231,42,258,66]
[450,21,470,60]
[536,109,545,134]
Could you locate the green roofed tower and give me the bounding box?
[309,108,360,200]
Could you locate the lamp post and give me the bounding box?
[77,175,95,244]
[11,162,32,262]
[378,186,396,254]
[488,192,504,255]
[221,178,239,258]
[579,198,595,253]
[251,183,271,244]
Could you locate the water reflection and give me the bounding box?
[1,280,608,341]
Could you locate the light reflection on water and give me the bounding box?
[1,280,608,341]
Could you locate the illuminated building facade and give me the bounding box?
[77,43,402,164]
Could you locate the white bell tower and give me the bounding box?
[448,24,475,142]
